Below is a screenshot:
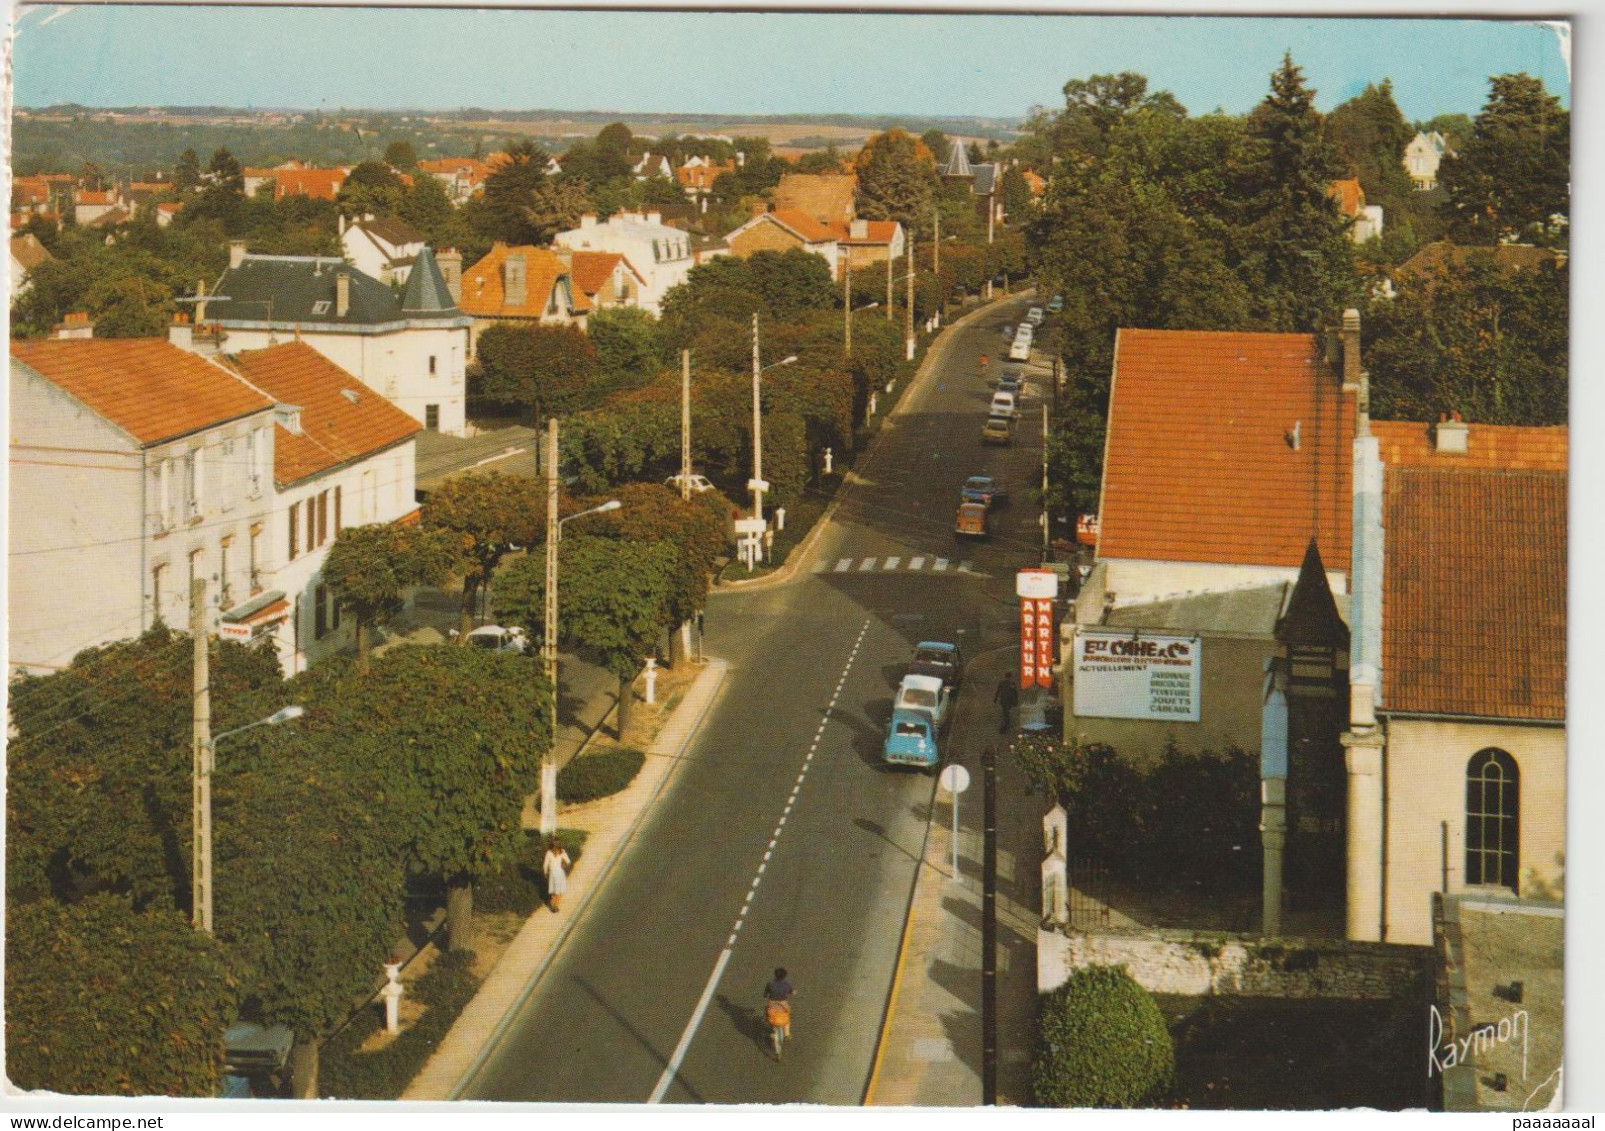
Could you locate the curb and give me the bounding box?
[714,291,1034,595]
[401,657,730,1101]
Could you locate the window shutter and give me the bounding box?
[334,485,342,533]
[289,503,299,560]
[317,491,328,547]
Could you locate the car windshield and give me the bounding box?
[966,478,990,489]
[469,634,502,649]
[900,688,938,709]
[894,720,926,737]
[914,647,952,666]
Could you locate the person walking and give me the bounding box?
[994,674,1019,734]
[543,837,572,912]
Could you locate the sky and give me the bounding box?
[8,3,1570,124]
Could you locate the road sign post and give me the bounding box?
[938,763,971,879]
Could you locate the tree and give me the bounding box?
[336,160,405,219]
[1439,73,1569,245]
[6,895,235,1097]
[596,121,634,160]
[522,175,592,244]
[189,146,246,229]
[1032,965,1174,1107]
[322,523,462,673]
[1000,164,1032,224]
[173,147,202,194]
[588,305,668,392]
[494,534,675,736]
[472,322,598,423]
[853,129,938,236]
[1233,53,1357,331]
[420,472,543,639]
[469,139,553,246]
[921,129,951,165]
[384,139,418,170]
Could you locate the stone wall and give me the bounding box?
[1040,927,1432,1001]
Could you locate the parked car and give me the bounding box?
[955,501,990,539]
[989,390,1018,418]
[994,372,1024,396]
[883,708,939,769]
[463,625,529,653]
[664,472,714,494]
[894,672,954,729]
[1047,294,1064,313]
[1001,322,1017,342]
[1008,337,1032,362]
[909,640,964,690]
[961,474,1008,507]
[1026,306,1046,325]
[981,415,1015,445]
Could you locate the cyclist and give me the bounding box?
[764,967,794,1057]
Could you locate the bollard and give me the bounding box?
[1043,803,1068,858]
[381,960,405,1034]
[868,391,878,416]
[823,447,834,476]
[643,656,658,705]
[1042,852,1069,928]
[775,507,786,532]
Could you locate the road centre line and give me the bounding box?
[648,618,871,1104]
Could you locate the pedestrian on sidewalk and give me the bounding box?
[994,674,1019,734]
[543,837,572,912]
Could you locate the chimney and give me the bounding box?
[1435,412,1469,454]
[338,213,347,236]
[580,212,597,230]
[553,247,573,275]
[229,239,248,269]
[437,247,463,304]
[168,311,193,351]
[53,311,95,340]
[336,268,351,318]
[850,219,868,240]
[504,252,527,307]
[194,279,209,324]
[646,211,662,226]
[1341,307,1370,433]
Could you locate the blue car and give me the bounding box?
[883,708,939,769]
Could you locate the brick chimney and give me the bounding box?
[169,311,193,351]
[1341,307,1370,432]
[1435,412,1469,454]
[336,268,351,318]
[504,252,527,307]
[437,247,463,304]
[53,312,95,340]
[229,239,248,269]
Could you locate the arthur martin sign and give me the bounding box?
[1072,629,1201,722]
[1017,569,1058,690]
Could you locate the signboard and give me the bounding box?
[733,517,767,535]
[217,622,253,642]
[1071,629,1201,722]
[1016,567,1060,600]
[1020,596,1056,690]
[747,478,770,492]
[938,764,970,795]
[1076,513,1100,546]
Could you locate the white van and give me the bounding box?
[1007,337,1031,362]
[989,390,1018,418]
[1026,306,1046,325]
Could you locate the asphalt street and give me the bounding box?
[459,291,1045,1105]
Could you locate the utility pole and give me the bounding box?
[1042,402,1051,561]
[987,190,995,245]
[680,350,692,500]
[751,313,764,526]
[541,418,560,837]
[933,206,941,274]
[191,578,212,934]
[905,234,916,361]
[843,255,853,355]
[982,743,998,1105]
[886,240,893,321]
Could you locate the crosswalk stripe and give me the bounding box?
[835,558,852,572]
[934,558,950,572]
[910,556,926,571]
[884,556,901,570]
[859,557,877,571]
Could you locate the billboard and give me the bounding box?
[1017,569,1059,689]
[1072,629,1201,721]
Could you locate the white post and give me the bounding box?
[381,961,405,1034]
[751,313,764,526]
[868,391,878,416]
[775,507,786,532]
[1042,852,1068,928]
[643,656,658,705]
[823,447,834,476]
[539,757,558,838]
[952,789,961,876]
[1043,803,1068,858]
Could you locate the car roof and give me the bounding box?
[915,641,956,654]
[899,673,945,694]
[965,475,993,485]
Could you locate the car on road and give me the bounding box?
[894,672,954,729]
[1026,306,1046,325]
[961,474,1008,507]
[1008,336,1032,362]
[955,501,990,539]
[1047,294,1064,313]
[463,625,529,653]
[1001,322,1016,342]
[989,390,1018,418]
[883,708,940,769]
[664,473,714,494]
[981,415,1015,445]
[909,640,964,690]
[994,372,1024,396]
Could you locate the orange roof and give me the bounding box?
[129,181,172,193]
[75,190,116,206]
[156,201,184,214]
[221,341,421,487]
[1370,419,1568,472]
[569,250,644,298]
[1022,170,1047,195]
[1327,178,1364,218]
[1382,468,1565,720]
[459,243,591,319]
[830,219,899,245]
[763,209,838,244]
[273,168,348,201]
[12,178,52,206]
[1099,328,1354,571]
[10,338,274,446]
[11,234,53,271]
[677,162,733,190]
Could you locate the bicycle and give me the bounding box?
[766,998,791,1059]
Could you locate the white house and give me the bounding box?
[9,331,281,676]
[552,211,695,316]
[1404,131,1452,191]
[207,241,472,436]
[218,340,422,674]
[340,214,426,285]
[10,233,52,296]
[632,153,673,180]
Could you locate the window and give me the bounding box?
[219,439,235,512]
[246,429,264,497]
[186,448,203,518]
[311,300,332,315]
[157,459,174,531]
[426,404,440,431]
[288,503,299,561]
[151,563,166,622]
[314,583,341,640]
[429,355,437,376]
[249,524,263,593]
[1466,748,1519,890]
[316,490,328,547]
[219,537,233,607]
[362,470,376,522]
[304,498,316,550]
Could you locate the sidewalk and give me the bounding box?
[864,655,1045,1108]
[400,657,729,1100]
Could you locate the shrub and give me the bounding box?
[1031,964,1174,1108]
[474,829,588,915]
[557,746,645,804]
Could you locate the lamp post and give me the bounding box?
[193,704,304,934]
[845,299,879,354]
[748,313,797,535]
[539,491,621,836]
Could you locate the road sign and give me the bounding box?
[939,764,970,794]
[747,478,770,492]
[733,517,767,535]
[217,622,252,642]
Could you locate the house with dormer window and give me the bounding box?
[456,242,591,351]
[552,210,695,316]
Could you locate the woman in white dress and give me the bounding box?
[543,838,572,912]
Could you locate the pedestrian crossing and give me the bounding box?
[817,555,978,576]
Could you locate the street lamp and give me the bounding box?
[749,313,797,538]
[194,705,304,934]
[539,490,621,836]
[845,300,879,354]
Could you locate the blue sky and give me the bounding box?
[10,5,1569,123]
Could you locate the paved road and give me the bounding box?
[459,292,1043,1105]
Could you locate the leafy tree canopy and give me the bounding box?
[853,129,938,235]
[1438,73,1569,245]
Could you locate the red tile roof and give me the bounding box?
[765,209,838,244]
[569,250,644,299]
[12,177,51,207]
[830,219,899,245]
[75,190,117,206]
[677,162,733,191]
[11,234,53,271]
[1327,179,1364,218]
[221,341,421,487]
[1382,467,1565,720]
[10,338,274,446]
[459,243,591,319]
[1098,328,1355,571]
[1370,420,1568,472]
[1395,241,1565,281]
[1022,170,1047,195]
[273,168,348,201]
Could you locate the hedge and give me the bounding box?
[557,746,645,804]
[474,828,588,915]
[1031,964,1174,1108]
